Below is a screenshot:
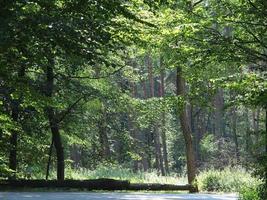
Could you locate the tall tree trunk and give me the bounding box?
[213,89,225,137]
[9,101,19,179]
[195,108,205,165]
[154,126,165,175]
[253,108,260,144]
[98,104,111,159]
[161,113,169,174]
[129,82,139,171]
[141,81,149,171]
[45,58,64,181]
[70,145,80,168]
[147,54,164,175]
[176,67,197,192]
[232,106,240,162]
[160,63,169,174]
[46,138,54,180]
[245,109,252,154]
[9,66,25,179]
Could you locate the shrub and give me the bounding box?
[239,186,260,200]
[197,167,259,192]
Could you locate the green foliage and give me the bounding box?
[34,164,186,184]
[239,185,261,200]
[0,156,13,178]
[197,167,260,192]
[200,134,238,168]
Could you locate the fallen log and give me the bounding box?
[0,179,130,190]
[128,183,192,191]
[0,179,193,191]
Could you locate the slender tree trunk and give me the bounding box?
[45,58,64,181]
[253,108,260,144]
[9,66,25,179]
[176,67,197,192]
[98,104,111,159]
[147,54,164,175]
[245,109,252,154]
[154,126,165,175]
[46,138,54,180]
[213,89,225,137]
[147,54,154,98]
[129,82,139,171]
[9,101,19,179]
[47,107,64,181]
[195,108,204,165]
[160,63,169,174]
[232,107,240,162]
[70,145,80,168]
[141,81,149,171]
[161,113,169,174]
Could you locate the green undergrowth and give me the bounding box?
[14,165,259,195]
[197,167,261,193]
[32,165,187,185]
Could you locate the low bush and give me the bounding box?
[48,164,187,184]
[239,185,260,200]
[197,167,260,192]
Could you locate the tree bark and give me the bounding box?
[147,54,164,175]
[245,109,252,154]
[232,106,240,162]
[154,126,165,175]
[9,101,19,179]
[141,81,149,171]
[46,138,54,180]
[176,67,197,192]
[252,108,260,143]
[213,89,225,137]
[9,66,25,179]
[45,57,64,181]
[160,63,169,174]
[98,104,111,160]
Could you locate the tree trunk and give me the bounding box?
[46,138,54,180]
[253,108,260,144]
[245,109,252,154]
[147,54,164,175]
[45,58,64,181]
[47,107,65,181]
[232,106,240,162]
[160,63,169,174]
[70,145,80,168]
[176,67,197,192]
[9,66,25,179]
[213,89,225,137]
[129,82,140,171]
[161,113,169,174]
[9,101,19,179]
[141,80,149,171]
[195,108,204,165]
[154,126,165,175]
[98,104,111,159]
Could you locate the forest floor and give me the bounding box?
[0,192,238,200]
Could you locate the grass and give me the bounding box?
[62,165,187,185]
[14,164,259,194]
[28,164,187,185]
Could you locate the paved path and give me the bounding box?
[0,192,238,200]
